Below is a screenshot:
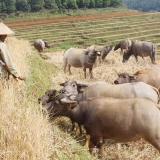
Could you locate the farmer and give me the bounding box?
[0,22,23,80]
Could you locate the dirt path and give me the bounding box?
[6,11,146,27]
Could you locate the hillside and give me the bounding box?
[1,9,160,160]
[7,10,160,52]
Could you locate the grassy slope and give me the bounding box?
[3,7,131,23]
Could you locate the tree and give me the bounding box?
[89,0,95,8]
[55,0,62,8]
[66,0,78,9]
[0,1,7,13]
[110,0,122,7]
[28,0,45,11]
[44,0,58,9]
[5,0,16,14]
[95,0,103,8]
[102,0,111,7]
[77,0,90,8]
[16,0,31,12]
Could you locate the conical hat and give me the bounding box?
[0,22,15,35]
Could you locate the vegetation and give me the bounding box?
[0,0,122,14]
[1,9,160,160]
[123,0,160,12]
[2,7,130,23]
[0,37,95,160]
[8,11,160,52]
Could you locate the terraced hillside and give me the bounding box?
[8,11,160,51]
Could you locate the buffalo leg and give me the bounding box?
[89,68,93,79]
[89,139,96,155]
[134,55,138,63]
[71,121,76,132]
[84,134,90,148]
[79,124,83,135]
[91,136,104,159]
[68,65,72,75]
[63,61,68,73]
[83,67,86,79]
[120,49,123,55]
[151,56,156,64]
[98,56,101,63]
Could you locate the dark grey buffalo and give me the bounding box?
[87,45,112,62]
[63,48,100,79]
[38,89,57,106]
[41,92,160,159]
[114,66,160,89]
[114,39,132,55]
[34,39,50,52]
[38,89,82,133]
[122,40,156,64]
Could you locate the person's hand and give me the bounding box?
[18,77,24,80]
[15,77,24,81]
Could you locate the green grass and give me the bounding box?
[25,50,58,101]
[24,49,97,160]
[3,7,131,23]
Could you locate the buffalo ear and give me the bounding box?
[129,74,137,80]
[60,81,67,86]
[76,81,89,87]
[76,82,89,92]
[83,50,89,55]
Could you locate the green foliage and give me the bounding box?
[123,0,160,12]
[5,0,16,14]
[26,51,57,100]
[0,0,122,13]
[95,0,103,8]
[16,0,31,12]
[28,0,45,11]
[0,1,7,13]
[44,0,58,9]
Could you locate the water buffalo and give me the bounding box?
[60,80,160,103]
[41,93,160,159]
[87,45,112,62]
[114,66,160,89]
[38,81,109,134]
[63,48,100,79]
[122,40,156,64]
[38,89,58,106]
[114,39,132,55]
[34,39,50,52]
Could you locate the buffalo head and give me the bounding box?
[114,73,138,84]
[60,80,89,100]
[41,92,78,117]
[38,89,59,105]
[44,41,50,48]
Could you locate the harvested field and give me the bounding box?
[39,47,160,159]
[2,9,160,159]
[8,11,160,53]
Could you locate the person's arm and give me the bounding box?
[0,43,22,79]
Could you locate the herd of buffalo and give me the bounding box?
[35,38,160,159]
